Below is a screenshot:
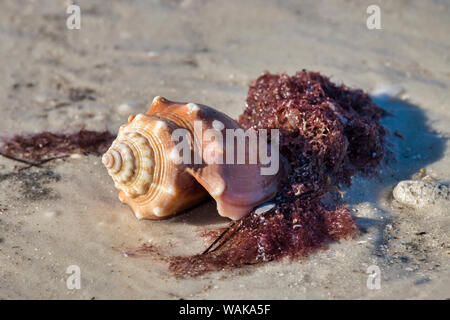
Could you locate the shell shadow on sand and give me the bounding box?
[345,94,447,252]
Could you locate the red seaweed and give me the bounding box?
[0,130,115,164]
[165,70,387,276]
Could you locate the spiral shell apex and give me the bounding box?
[103,96,287,220]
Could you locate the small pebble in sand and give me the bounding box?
[70,153,83,159]
[147,51,160,58]
[43,210,60,218]
[117,103,135,115]
[93,114,106,121]
[392,180,450,209]
[33,94,49,104]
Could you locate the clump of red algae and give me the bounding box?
[0,130,115,164]
[160,70,387,277]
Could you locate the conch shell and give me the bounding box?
[102,96,286,220]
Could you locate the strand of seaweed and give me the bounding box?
[0,130,115,169]
[123,70,388,277]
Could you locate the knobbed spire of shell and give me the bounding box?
[102,149,121,172]
[102,105,208,220]
[102,127,154,199]
[102,96,287,220]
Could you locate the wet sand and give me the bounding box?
[0,0,449,299]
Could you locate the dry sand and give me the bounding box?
[0,0,449,299]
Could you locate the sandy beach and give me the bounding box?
[0,0,449,299]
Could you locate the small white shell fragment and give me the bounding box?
[34,94,48,104]
[392,180,450,209]
[93,114,106,121]
[70,153,82,159]
[117,103,135,115]
[254,202,276,215]
[147,51,159,58]
[43,210,60,218]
